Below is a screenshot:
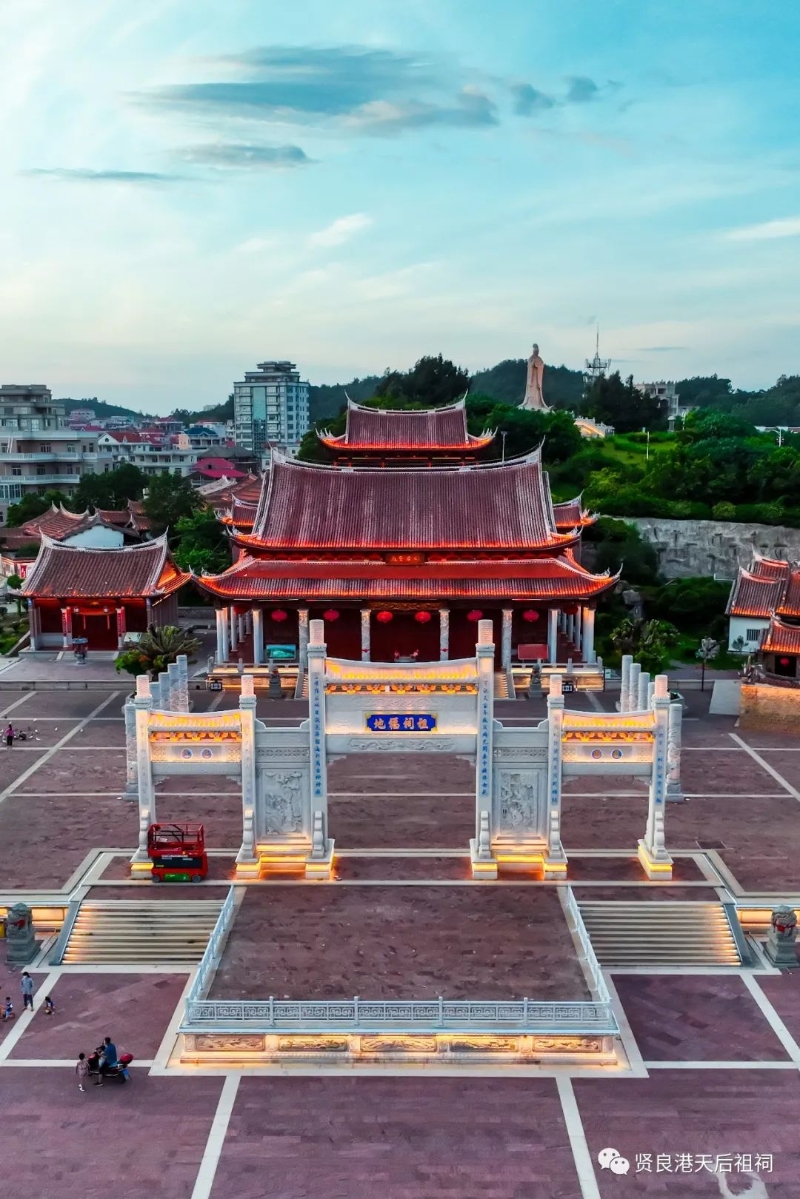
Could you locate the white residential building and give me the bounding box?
[0,431,116,522]
[233,360,310,458]
[97,432,199,476]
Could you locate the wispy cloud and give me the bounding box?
[22,168,183,184]
[724,216,800,242]
[638,345,688,352]
[142,44,496,138]
[308,213,372,248]
[181,142,312,168]
[510,83,556,116]
[565,76,600,104]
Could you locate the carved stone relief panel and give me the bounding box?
[256,768,309,840]
[494,768,546,837]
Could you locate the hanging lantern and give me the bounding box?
[323,608,340,621]
[376,610,393,623]
[780,656,791,667]
[415,610,432,624]
[522,609,539,623]
[271,609,288,622]
[564,604,579,616]
[467,609,483,622]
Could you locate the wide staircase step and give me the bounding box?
[494,672,511,699]
[62,899,223,964]
[579,901,742,967]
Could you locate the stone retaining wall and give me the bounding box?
[739,682,800,732]
[619,518,800,579]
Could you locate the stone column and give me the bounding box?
[158,669,171,710]
[544,673,568,877]
[229,605,238,653]
[176,654,189,712]
[215,607,228,665]
[575,607,582,656]
[567,612,575,646]
[581,605,596,664]
[473,620,496,873]
[123,699,138,798]
[298,607,309,670]
[306,620,332,872]
[236,674,259,873]
[27,599,39,652]
[167,661,180,712]
[547,608,559,665]
[638,674,673,879]
[620,654,633,712]
[252,607,264,666]
[360,608,371,663]
[666,700,684,801]
[61,605,73,650]
[115,606,126,649]
[629,661,641,711]
[637,671,651,712]
[245,610,253,635]
[501,608,513,672]
[439,607,449,661]
[130,674,155,870]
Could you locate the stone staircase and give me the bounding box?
[61,899,223,965]
[579,901,743,967]
[494,671,514,699]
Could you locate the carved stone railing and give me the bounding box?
[565,886,610,1003]
[189,885,236,1005]
[183,996,616,1033]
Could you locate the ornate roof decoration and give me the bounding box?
[552,494,596,531]
[318,397,494,453]
[240,448,572,553]
[760,617,800,655]
[727,555,800,619]
[22,533,190,599]
[196,553,618,602]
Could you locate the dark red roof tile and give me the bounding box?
[320,399,492,452]
[761,618,800,654]
[22,535,189,599]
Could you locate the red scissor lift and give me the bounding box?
[147,823,208,882]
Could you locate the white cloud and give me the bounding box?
[724,216,800,242]
[307,212,372,248]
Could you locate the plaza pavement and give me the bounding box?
[0,685,800,1195]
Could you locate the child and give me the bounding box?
[2,997,13,1020]
[43,996,55,1016]
[76,1052,88,1092]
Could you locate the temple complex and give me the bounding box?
[198,404,617,673]
[727,553,800,674]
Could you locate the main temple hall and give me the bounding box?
[198,399,616,671]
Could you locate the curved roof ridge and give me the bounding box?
[345,394,467,414]
[270,445,541,474]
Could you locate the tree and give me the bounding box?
[6,490,69,527]
[696,636,720,691]
[375,354,470,407]
[584,372,667,433]
[583,518,660,586]
[610,618,679,674]
[115,625,200,678]
[172,509,230,575]
[73,463,146,511]
[143,472,201,535]
[465,397,582,464]
[5,574,23,616]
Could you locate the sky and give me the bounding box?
[1,0,799,410]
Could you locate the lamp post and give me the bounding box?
[501,430,507,463]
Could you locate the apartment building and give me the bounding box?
[0,384,65,433]
[0,431,116,522]
[233,360,310,458]
[97,431,199,476]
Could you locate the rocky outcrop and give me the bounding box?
[619,518,800,579]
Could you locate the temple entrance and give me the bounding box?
[74,612,117,651]
[370,610,440,662]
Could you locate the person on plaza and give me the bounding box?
[95,1035,118,1084]
[43,995,55,1016]
[2,997,14,1020]
[75,1052,89,1092]
[5,723,13,748]
[20,971,34,1011]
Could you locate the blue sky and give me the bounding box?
[1,0,799,409]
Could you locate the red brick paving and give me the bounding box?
[211,1077,583,1199]
[567,855,705,881]
[0,1068,222,1199]
[578,886,720,901]
[209,884,589,1001]
[98,852,237,881]
[0,964,48,1042]
[10,972,189,1060]
[16,747,126,792]
[330,793,475,848]
[576,1070,800,1197]
[613,975,791,1061]
[333,855,472,880]
[754,972,800,1045]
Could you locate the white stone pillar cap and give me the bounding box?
[477,618,493,645]
[240,674,255,698]
[310,619,325,646]
[136,674,151,698]
[654,674,669,698]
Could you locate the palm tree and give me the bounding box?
[115,625,200,678]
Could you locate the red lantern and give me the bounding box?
[467,609,483,622]
[564,604,579,616]
[780,656,791,667]
[376,610,393,623]
[271,609,288,622]
[322,609,340,621]
[414,610,432,624]
[522,609,539,623]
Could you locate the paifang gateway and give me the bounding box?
[20,398,618,666]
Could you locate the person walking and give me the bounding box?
[76,1053,89,1092]
[5,724,13,748]
[20,972,34,1012]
